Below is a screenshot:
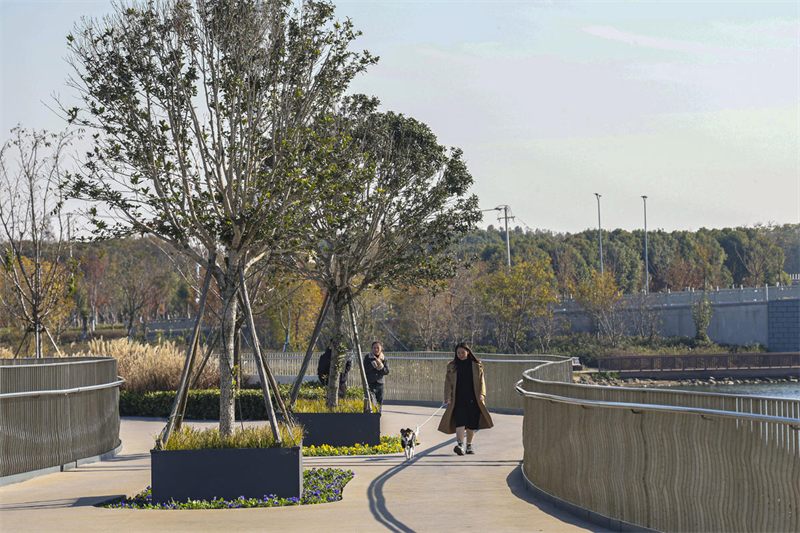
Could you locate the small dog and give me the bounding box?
[399,428,418,460]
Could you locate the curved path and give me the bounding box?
[0,406,609,533]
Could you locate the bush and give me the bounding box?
[119,384,369,419]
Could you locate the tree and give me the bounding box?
[445,265,484,347]
[692,293,713,342]
[262,278,324,351]
[290,97,481,407]
[79,245,113,330]
[570,269,624,342]
[737,225,785,286]
[392,286,451,351]
[64,0,375,435]
[474,259,558,353]
[0,127,75,358]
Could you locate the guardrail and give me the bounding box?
[243,351,563,411]
[516,359,800,532]
[0,357,122,479]
[598,352,800,379]
[556,284,799,311]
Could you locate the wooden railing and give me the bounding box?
[517,360,800,532]
[599,352,800,375]
[0,357,122,479]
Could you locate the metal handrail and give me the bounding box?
[0,356,114,368]
[515,380,800,428]
[0,377,125,400]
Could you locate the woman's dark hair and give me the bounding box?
[371,341,382,350]
[452,342,480,363]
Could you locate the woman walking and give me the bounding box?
[438,342,493,455]
[364,341,389,407]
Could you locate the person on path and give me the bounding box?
[438,342,494,455]
[317,341,333,385]
[364,341,389,407]
[317,341,352,399]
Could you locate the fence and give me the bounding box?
[599,352,800,378]
[557,283,799,311]
[0,357,123,479]
[517,359,800,532]
[241,351,568,411]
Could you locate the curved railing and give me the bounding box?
[516,359,800,533]
[248,352,571,410]
[0,357,123,479]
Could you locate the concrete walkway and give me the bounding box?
[0,406,609,533]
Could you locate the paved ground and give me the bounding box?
[0,406,609,533]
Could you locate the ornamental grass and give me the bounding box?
[100,468,353,509]
[161,424,303,450]
[74,338,220,393]
[292,397,379,414]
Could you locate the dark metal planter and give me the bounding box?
[150,446,302,503]
[292,412,381,447]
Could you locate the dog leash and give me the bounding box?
[415,402,447,434]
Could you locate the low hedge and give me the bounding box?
[120,386,365,419]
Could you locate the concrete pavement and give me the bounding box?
[0,406,609,533]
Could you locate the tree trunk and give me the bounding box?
[325,290,348,409]
[219,271,238,437]
[347,296,373,413]
[34,320,42,358]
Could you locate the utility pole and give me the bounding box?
[481,205,515,267]
[642,196,649,294]
[594,193,603,276]
[497,205,514,267]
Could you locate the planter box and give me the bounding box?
[292,412,381,447]
[150,446,302,503]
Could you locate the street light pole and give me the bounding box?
[594,193,603,276]
[642,195,649,294]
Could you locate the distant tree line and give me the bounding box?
[2,222,795,355]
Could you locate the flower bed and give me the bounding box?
[304,436,402,457]
[100,468,353,509]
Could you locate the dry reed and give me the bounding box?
[73,338,220,393]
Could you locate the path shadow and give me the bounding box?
[0,495,126,511]
[367,439,452,533]
[505,464,611,533]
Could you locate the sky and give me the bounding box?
[1,0,798,234]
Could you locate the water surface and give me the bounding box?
[667,381,799,400]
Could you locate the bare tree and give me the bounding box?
[63,0,375,435]
[0,127,75,358]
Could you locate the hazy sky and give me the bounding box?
[2,1,798,234]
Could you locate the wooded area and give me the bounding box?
[2,223,796,355]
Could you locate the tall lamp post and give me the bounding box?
[642,195,649,294]
[594,193,603,276]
